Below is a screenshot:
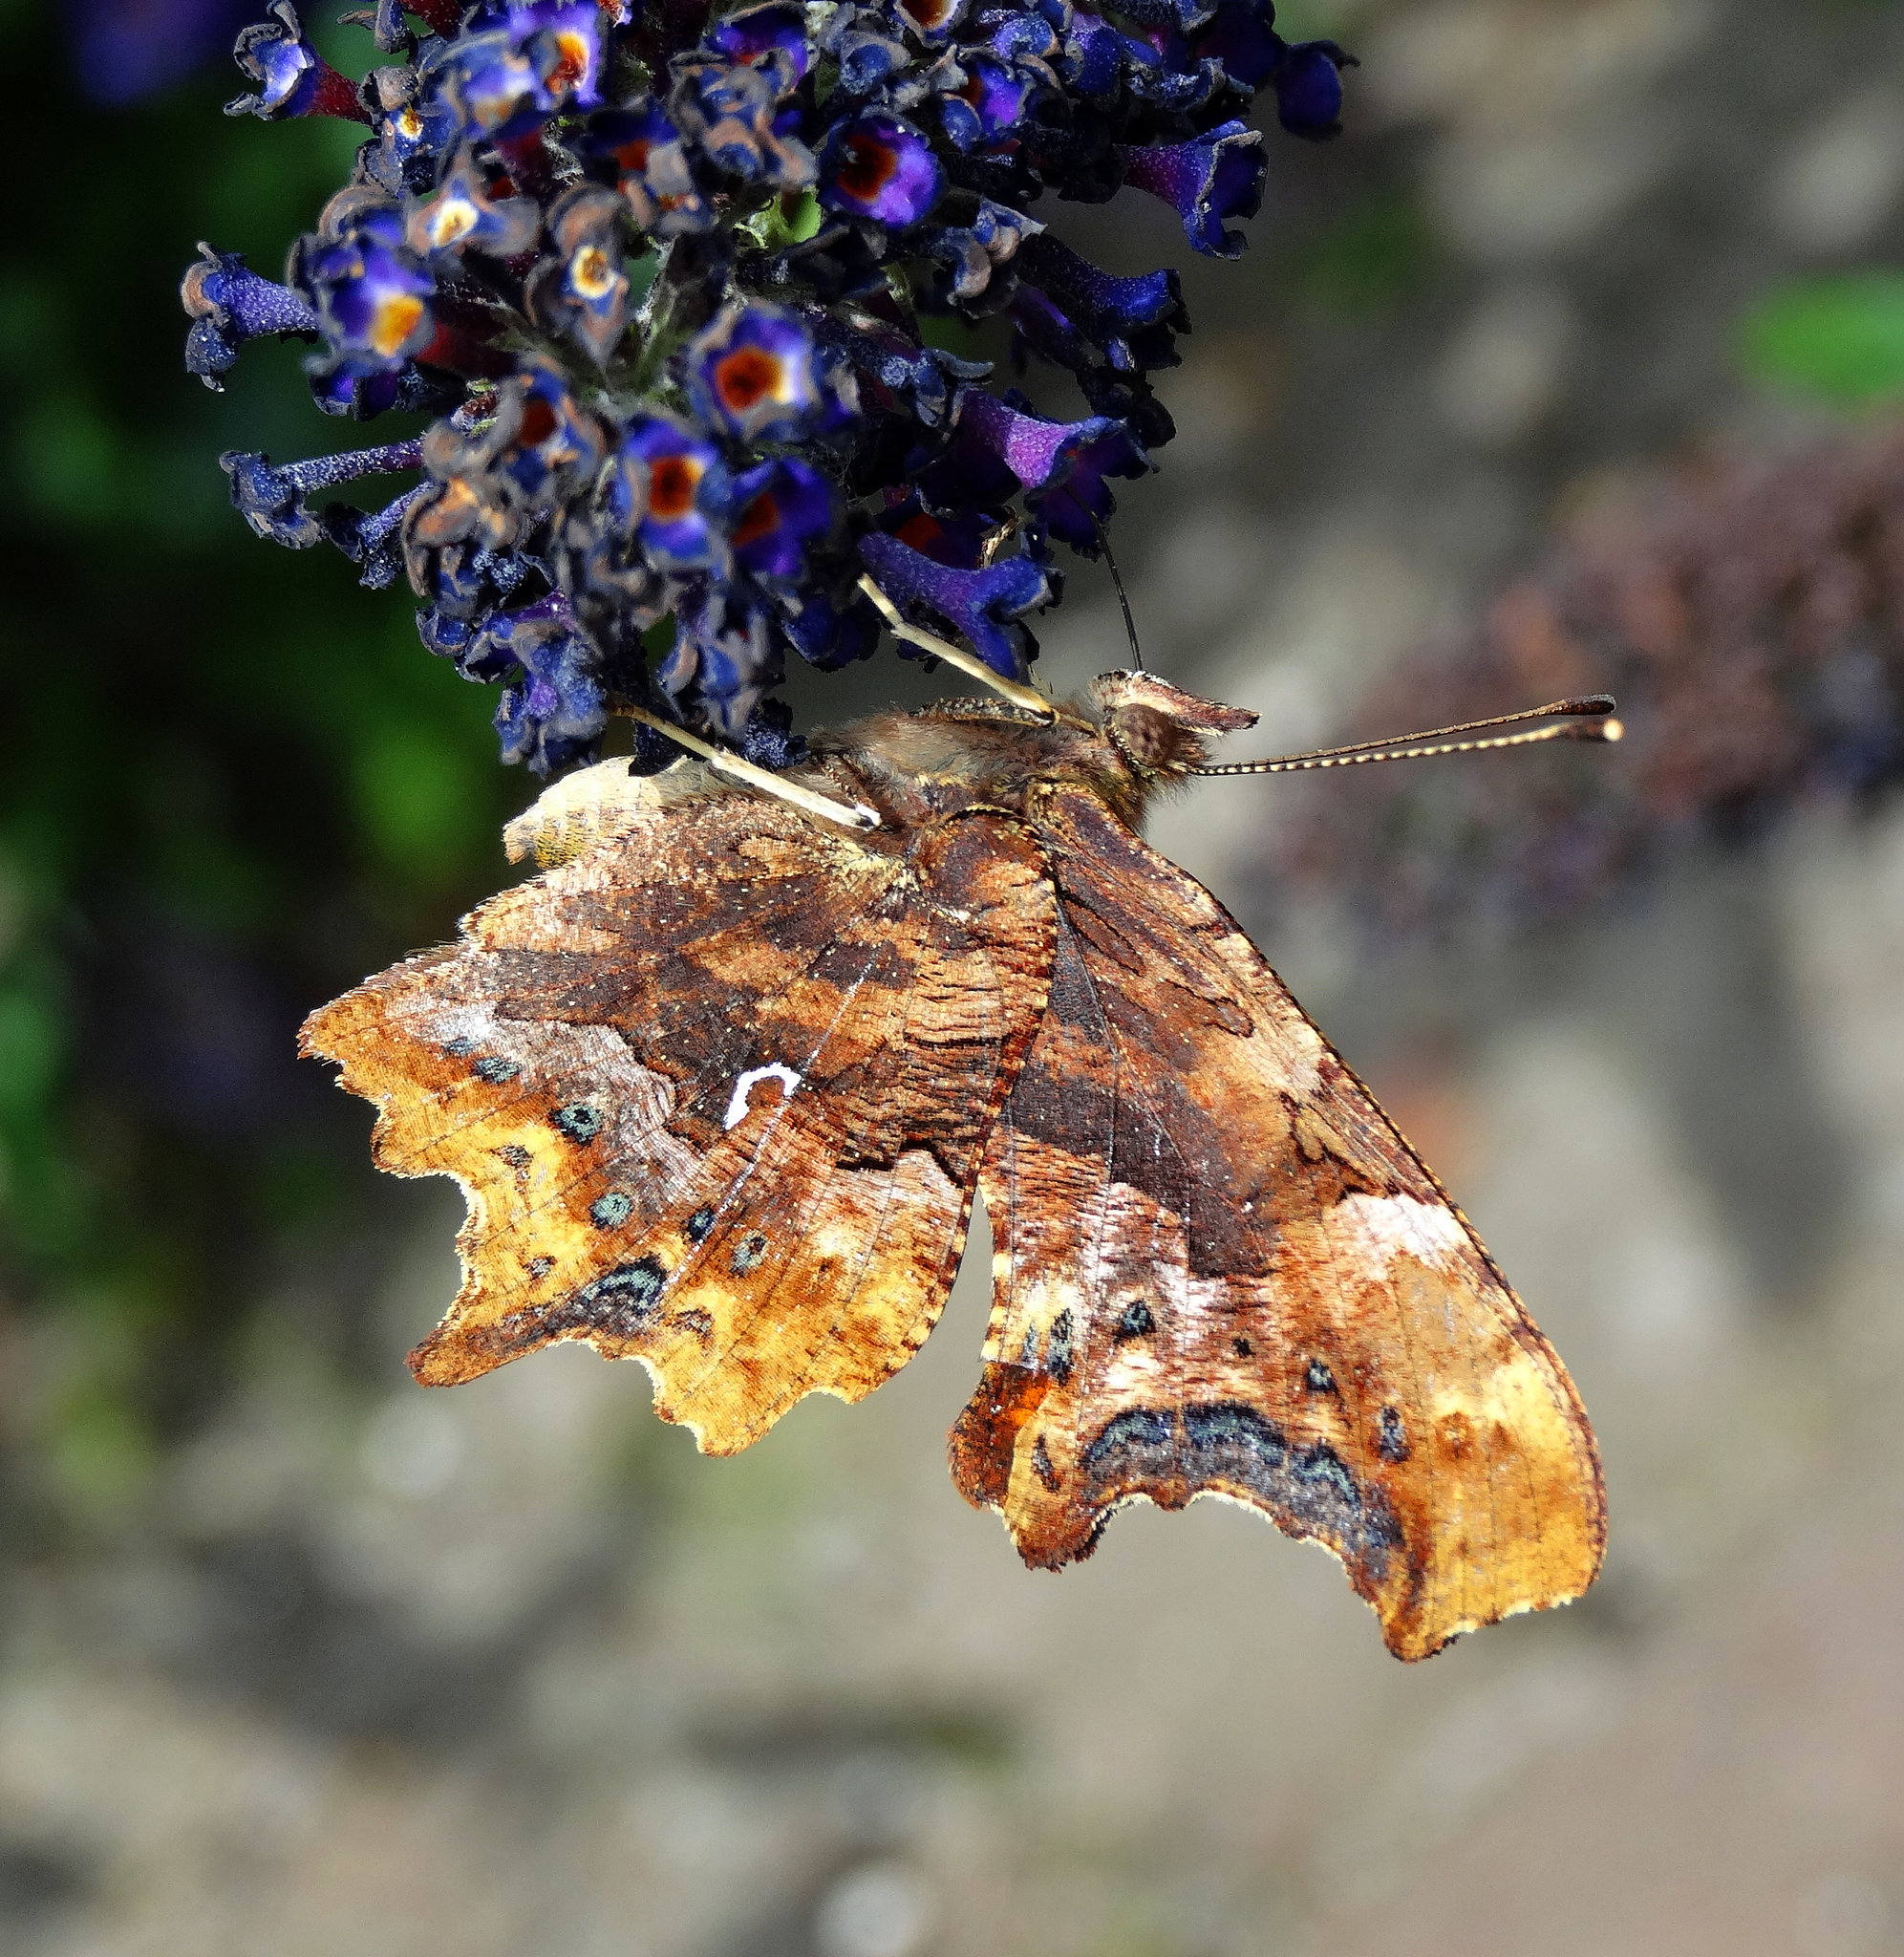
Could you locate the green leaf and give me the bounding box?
[0,984,63,1121]
[1740,272,1904,406]
[353,720,493,881]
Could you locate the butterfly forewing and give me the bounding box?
[951,785,1605,1661]
[303,792,1056,1453]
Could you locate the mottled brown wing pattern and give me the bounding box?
[950,785,1606,1661]
[303,792,1056,1453]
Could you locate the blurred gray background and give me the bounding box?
[8,0,1904,1951]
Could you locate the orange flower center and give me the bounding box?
[716,346,784,414]
[369,292,425,358]
[837,131,899,204]
[546,31,589,95]
[648,454,702,520]
[733,491,780,549]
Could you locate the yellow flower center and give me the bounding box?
[369,292,425,358]
[571,245,617,301]
[429,200,479,248]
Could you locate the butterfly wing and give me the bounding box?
[304,790,1056,1453]
[949,785,1604,1660]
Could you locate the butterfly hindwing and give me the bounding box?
[303,788,1057,1453]
[950,785,1606,1661]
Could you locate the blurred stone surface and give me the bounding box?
[10,0,1904,1950]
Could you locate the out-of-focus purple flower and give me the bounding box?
[687,303,831,443]
[895,0,969,48]
[296,199,436,371]
[731,459,838,583]
[490,359,608,502]
[858,529,1051,678]
[779,587,882,669]
[402,363,608,609]
[1119,119,1265,257]
[426,27,543,137]
[938,50,1038,150]
[225,1,367,120]
[874,496,995,569]
[615,417,729,569]
[188,0,1351,772]
[524,184,631,363]
[923,197,1042,303]
[818,112,947,227]
[484,595,609,775]
[706,0,814,85]
[581,100,715,235]
[511,1,606,110]
[672,57,815,189]
[660,584,780,737]
[1270,40,1357,139]
[406,150,540,260]
[182,246,319,388]
[918,388,1150,548]
[75,0,255,107]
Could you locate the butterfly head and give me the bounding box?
[1092,672,1259,786]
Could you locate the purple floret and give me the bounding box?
[617,417,729,570]
[818,113,947,226]
[731,459,839,583]
[858,530,1051,679]
[1119,118,1266,258]
[187,0,1354,770]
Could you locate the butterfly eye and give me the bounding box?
[1108,703,1202,776]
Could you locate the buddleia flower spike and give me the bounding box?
[184,0,1361,776]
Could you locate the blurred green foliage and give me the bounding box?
[1740,271,1904,406]
[1292,188,1433,320]
[0,5,524,1510]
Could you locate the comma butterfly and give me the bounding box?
[302,672,1606,1660]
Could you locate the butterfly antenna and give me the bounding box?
[1192,696,1623,776]
[615,702,882,831]
[1088,511,1145,671]
[856,572,1055,719]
